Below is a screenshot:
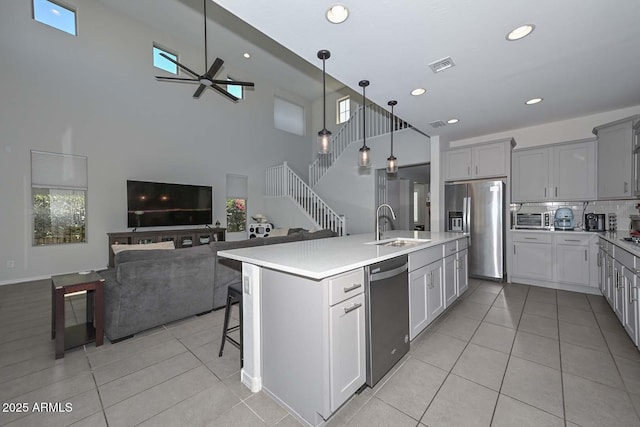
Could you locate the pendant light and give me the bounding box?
[317,50,332,154]
[386,100,398,174]
[358,80,370,167]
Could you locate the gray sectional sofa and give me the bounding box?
[100,229,337,342]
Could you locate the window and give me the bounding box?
[31,151,87,245]
[33,0,76,35]
[226,174,248,233]
[153,44,178,75]
[226,77,243,100]
[274,96,305,136]
[337,96,350,124]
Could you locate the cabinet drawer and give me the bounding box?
[555,234,590,246]
[457,238,468,251]
[511,232,552,244]
[329,269,365,306]
[409,246,441,272]
[443,241,458,256]
[615,246,635,269]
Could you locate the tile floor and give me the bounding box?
[1,278,639,426]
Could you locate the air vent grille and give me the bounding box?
[429,57,455,73]
[429,120,447,129]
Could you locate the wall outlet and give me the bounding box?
[243,276,251,295]
[6,260,15,269]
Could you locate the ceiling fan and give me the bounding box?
[155,0,254,101]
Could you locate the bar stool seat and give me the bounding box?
[218,282,243,366]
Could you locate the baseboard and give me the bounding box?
[510,276,602,295]
[241,369,262,393]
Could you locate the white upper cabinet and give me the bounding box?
[512,138,596,203]
[444,139,514,181]
[594,115,640,200]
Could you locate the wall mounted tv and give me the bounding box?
[127,180,212,228]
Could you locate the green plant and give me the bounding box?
[226,198,246,232]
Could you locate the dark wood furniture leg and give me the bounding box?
[54,286,65,359]
[95,283,104,347]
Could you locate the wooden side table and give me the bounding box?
[51,271,105,359]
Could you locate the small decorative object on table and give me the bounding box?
[215,220,221,227]
[251,214,269,224]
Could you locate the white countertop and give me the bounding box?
[217,231,466,280]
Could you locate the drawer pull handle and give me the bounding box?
[564,239,581,242]
[343,283,362,293]
[344,303,362,314]
[523,237,537,240]
[632,287,639,303]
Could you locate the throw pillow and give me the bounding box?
[111,241,175,254]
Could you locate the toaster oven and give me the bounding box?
[514,212,554,230]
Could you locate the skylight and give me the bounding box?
[153,45,178,75]
[33,0,76,36]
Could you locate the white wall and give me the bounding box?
[313,128,430,235]
[0,0,313,283]
[262,197,318,231]
[448,105,640,149]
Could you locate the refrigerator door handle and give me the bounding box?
[465,196,471,246]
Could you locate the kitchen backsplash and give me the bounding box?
[510,200,640,231]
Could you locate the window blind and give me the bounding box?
[31,150,87,189]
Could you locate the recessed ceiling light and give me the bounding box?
[525,97,543,105]
[243,52,251,59]
[447,118,460,124]
[326,4,349,24]
[411,88,426,96]
[506,24,535,41]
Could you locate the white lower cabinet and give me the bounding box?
[556,236,590,286]
[512,233,553,281]
[457,248,469,296]
[622,267,639,346]
[328,293,366,412]
[613,260,625,322]
[444,254,457,307]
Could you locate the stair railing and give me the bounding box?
[266,162,346,236]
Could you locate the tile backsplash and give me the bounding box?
[510,200,640,231]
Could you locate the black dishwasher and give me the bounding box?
[364,255,409,387]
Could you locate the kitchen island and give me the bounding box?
[217,230,468,427]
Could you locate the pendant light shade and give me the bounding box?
[358,80,370,167]
[317,50,332,154]
[386,100,398,174]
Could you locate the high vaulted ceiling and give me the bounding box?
[100,0,640,141]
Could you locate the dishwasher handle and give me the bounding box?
[369,263,408,282]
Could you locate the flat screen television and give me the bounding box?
[127,180,212,228]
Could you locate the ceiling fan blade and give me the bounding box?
[211,80,255,87]
[205,58,224,78]
[155,76,199,82]
[192,84,207,99]
[211,84,239,102]
[159,53,200,78]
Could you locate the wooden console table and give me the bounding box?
[51,271,104,359]
[107,227,226,267]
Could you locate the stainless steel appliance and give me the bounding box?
[514,212,554,230]
[445,180,505,280]
[364,256,409,387]
[630,215,640,233]
[554,207,575,231]
[584,213,606,232]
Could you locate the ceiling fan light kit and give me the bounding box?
[317,49,332,154]
[154,0,254,101]
[386,100,398,174]
[358,80,371,168]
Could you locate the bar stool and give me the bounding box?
[218,282,243,367]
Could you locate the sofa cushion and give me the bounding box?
[301,229,338,240]
[263,233,305,245]
[111,241,174,254]
[288,227,306,235]
[115,249,178,265]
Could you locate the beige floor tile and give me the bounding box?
[518,313,559,340]
[104,365,218,427]
[491,295,525,312]
[421,374,498,427]
[346,397,418,427]
[376,357,447,419]
[137,382,241,427]
[275,414,305,426]
[204,402,267,427]
[526,289,557,305]
[410,332,468,371]
[558,305,599,328]
[221,371,254,400]
[603,328,640,361]
[501,356,564,418]
[511,330,560,370]
[99,351,203,408]
[483,306,521,329]
[448,300,491,321]
[524,300,558,320]
[614,355,640,395]
[475,282,504,295]
[68,411,108,427]
[560,341,624,389]
[563,372,640,427]
[451,343,508,391]
[433,314,481,341]
[587,294,613,314]
[244,390,289,425]
[325,388,375,427]
[466,290,499,305]
[559,321,608,352]
[557,290,591,311]
[471,322,516,354]
[87,329,175,367]
[491,393,564,427]
[596,310,627,334]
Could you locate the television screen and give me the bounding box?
[127,180,212,228]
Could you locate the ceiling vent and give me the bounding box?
[429,120,447,129]
[429,57,455,73]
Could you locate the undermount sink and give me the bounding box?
[365,238,431,247]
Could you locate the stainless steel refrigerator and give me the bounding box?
[444,179,505,281]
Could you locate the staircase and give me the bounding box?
[266,162,346,236]
[308,103,410,187]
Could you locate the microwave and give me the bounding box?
[515,212,553,230]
